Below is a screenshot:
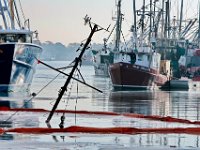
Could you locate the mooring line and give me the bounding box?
[2,68,64,123]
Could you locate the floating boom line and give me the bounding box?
[2,125,200,135]
[1,108,200,126]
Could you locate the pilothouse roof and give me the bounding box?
[0,29,33,35]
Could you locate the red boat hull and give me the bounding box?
[109,62,169,90]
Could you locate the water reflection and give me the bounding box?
[2,63,200,149]
[108,90,171,116]
[0,92,35,141]
[0,119,13,141]
[0,98,33,109]
[107,89,200,121]
[170,90,200,121]
[107,90,200,148]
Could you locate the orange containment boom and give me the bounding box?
[1,108,200,125]
[1,126,200,135]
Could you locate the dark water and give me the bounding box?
[1,61,200,149]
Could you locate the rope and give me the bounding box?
[59,66,82,128]
[120,30,128,51]
[75,73,79,125]
[3,66,66,123]
[18,0,26,21]
[59,78,74,128]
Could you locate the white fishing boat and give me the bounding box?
[91,38,114,77]
[109,0,170,90]
[0,0,43,96]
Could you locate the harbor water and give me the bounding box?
[1,61,200,149]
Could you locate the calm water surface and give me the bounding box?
[1,61,200,149]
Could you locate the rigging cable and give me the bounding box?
[3,72,61,123]
[18,0,26,21]
[59,76,74,128]
[59,68,79,128]
[120,30,128,51]
[2,61,73,123]
[75,73,79,125]
[10,0,22,28]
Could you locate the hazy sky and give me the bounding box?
[20,0,198,46]
[20,0,134,45]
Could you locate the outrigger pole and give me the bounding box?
[36,59,103,93]
[45,16,106,123]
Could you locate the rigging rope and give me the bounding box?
[59,66,81,128]
[120,29,128,51]
[18,0,26,21]
[59,72,75,129]
[75,73,79,125]
[2,60,75,123]
[3,71,61,123]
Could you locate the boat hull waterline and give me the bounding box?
[170,79,200,90]
[109,62,169,90]
[0,43,42,95]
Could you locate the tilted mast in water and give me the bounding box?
[45,17,105,124]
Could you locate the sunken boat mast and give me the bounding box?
[0,0,42,95]
[45,16,105,124]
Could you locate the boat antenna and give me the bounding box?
[45,16,108,124]
[114,0,122,52]
[179,0,184,38]
[198,0,200,46]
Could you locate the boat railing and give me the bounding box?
[132,64,150,72]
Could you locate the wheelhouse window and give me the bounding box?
[0,33,32,43]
